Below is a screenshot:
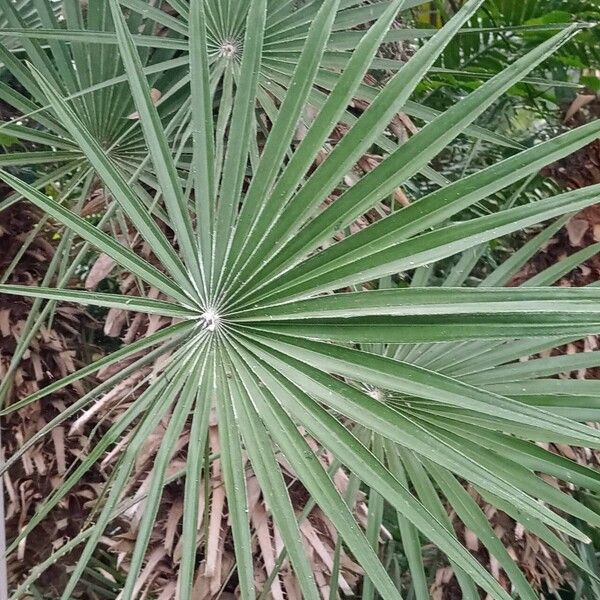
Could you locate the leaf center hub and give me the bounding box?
[200,309,220,332]
[218,39,241,60]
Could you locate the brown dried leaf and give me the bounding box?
[85,254,116,289]
[564,93,596,123]
[566,217,589,247]
[128,88,162,119]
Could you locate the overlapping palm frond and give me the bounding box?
[0,0,190,207]
[0,0,61,48]
[338,221,600,597]
[0,0,520,199]
[0,0,512,408]
[2,0,600,598]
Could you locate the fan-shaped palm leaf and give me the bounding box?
[2,1,600,598]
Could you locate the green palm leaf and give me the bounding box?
[3,1,600,598]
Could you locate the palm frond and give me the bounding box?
[2,1,600,599]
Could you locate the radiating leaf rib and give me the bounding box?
[59,355,196,600]
[232,287,600,343]
[465,352,600,385]
[332,0,406,29]
[230,119,600,307]
[218,0,342,296]
[189,0,216,285]
[242,331,600,449]
[0,162,86,214]
[0,56,189,140]
[229,0,485,298]
[164,0,189,18]
[119,0,188,34]
[234,25,584,299]
[1,0,62,90]
[223,0,408,293]
[95,1,123,146]
[60,0,96,126]
[266,0,414,41]
[213,64,234,188]
[240,320,600,344]
[407,397,600,434]
[0,150,80,167]
[108,0,205,296]
[214,346,255,600]
[26,68,200,304]
[225,346,321,600]
[241,335,591,539]
[428,420,600,494]
[398,448,479,600]
[0,82,65,138]
[201,0,221,40]
[230,343,405,600]
[264,0,297,25]
[0,27,189,49]
[258,63,518,159]
[249,183,600,304]
[231,287,600,320]
[31,0,78,94]
[211,0,267,292]
[362,435,386,600]
[419,419,600,528]
[264,0,328,38]
[120,349,206,598]
[486,379,600,398]
[178,345,214,600]
[0,169,193,307]
[0,284,199,318]
[416,338,494,375]
[522,243,600,287]
[240,394,348,600]
[0,37,60,124]
[480,216,571,287]
[383,442,429,600]
[0,123,77,150]
[211,0,226,35]
[448,336,580,377]
[235,339,514,600]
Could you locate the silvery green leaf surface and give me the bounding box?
[1,1,599,598]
